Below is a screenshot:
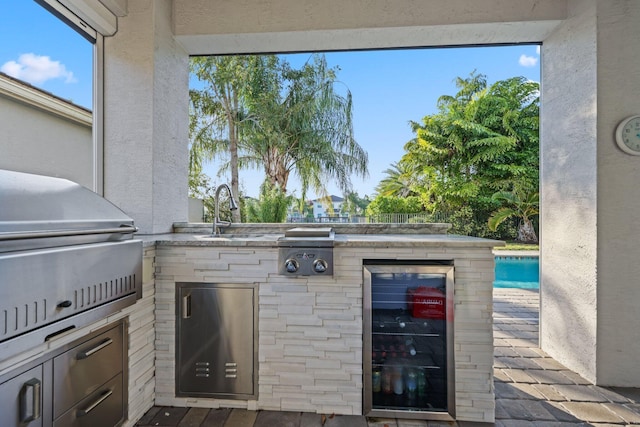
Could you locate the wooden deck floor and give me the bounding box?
[135,289,640,426]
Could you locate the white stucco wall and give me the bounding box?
[104,0,189,234]
[541,0,640,386]
[0,76,93,189]
[594,0,640,386]
[539,0,598,383]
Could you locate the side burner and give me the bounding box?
[277,227,334,276]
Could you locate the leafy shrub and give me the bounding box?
[365,195,423,216]
[245,181,293,223]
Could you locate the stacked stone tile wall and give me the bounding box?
[121,245,157,427]
[153,241,495,422]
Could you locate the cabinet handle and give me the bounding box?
[20,378,41,422]
[77,389,113,417]
[77,338,113,360]
[182,293,191,319]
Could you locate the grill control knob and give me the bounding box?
[285,258,299,273]
[313,259,328,273]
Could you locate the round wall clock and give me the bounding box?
[615,115,640,155]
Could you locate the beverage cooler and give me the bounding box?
[363,261,455,421]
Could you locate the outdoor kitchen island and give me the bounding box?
[151,224,500,424]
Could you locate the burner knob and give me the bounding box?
[285,258,299,273]
[313,259,328,273]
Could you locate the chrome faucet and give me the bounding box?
[211,183,239,236]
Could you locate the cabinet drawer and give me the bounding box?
[53,323,123,417]
[53,373,124,427]
[0,365,43,427]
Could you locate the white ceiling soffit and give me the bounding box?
[98,0,127,17]
[176,21,562,56]
[40,0,117,37]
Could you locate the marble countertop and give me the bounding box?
[138,230,503,249]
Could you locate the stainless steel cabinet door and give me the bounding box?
[177,284,256,399]
[0,365,43,427]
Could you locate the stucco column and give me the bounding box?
[541,0,640,386]
[103,0,189,234]
[594,0,640,386]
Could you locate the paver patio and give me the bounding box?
[135,288,640,426]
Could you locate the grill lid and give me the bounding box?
[0,169,137,251]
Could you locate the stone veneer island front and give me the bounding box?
[149,223,500,424]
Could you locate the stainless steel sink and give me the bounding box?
[194,234,276,241]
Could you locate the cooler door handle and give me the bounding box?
[20,378,41,422]
[182,293,192,319]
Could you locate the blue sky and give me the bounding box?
[3,1,540,199]
[1,1,93,109]
[275,47,541,199]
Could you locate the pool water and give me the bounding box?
[493,256,539,289]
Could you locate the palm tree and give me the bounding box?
[488,190,539,243]
[375,161,421,197]
[240,54,368,198]
[190,56,260,223]
[189,54,369,213]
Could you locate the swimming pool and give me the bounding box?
[493,256,539,289]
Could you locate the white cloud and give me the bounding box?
[519,54,538,67]
[1,53,76,85]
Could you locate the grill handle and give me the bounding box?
[77,338,113,360]
[77,389,113,417]
[0,225,138,241]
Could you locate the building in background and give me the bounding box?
[0,72,93,189]
[312,195,345,219]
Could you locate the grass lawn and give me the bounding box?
[495,242,539,251]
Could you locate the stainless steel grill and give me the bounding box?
[0,169,142,362]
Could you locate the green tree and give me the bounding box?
[190,56,259,222]
[189,54,369,220]
[365,195,424,217]
[488,191,539,243]
[240,54,369,199]
[375,162,422,197]
[341,192,370,216]
[398,72,539,237]
[245,181,294,223]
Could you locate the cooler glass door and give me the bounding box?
[364,264,454,420]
